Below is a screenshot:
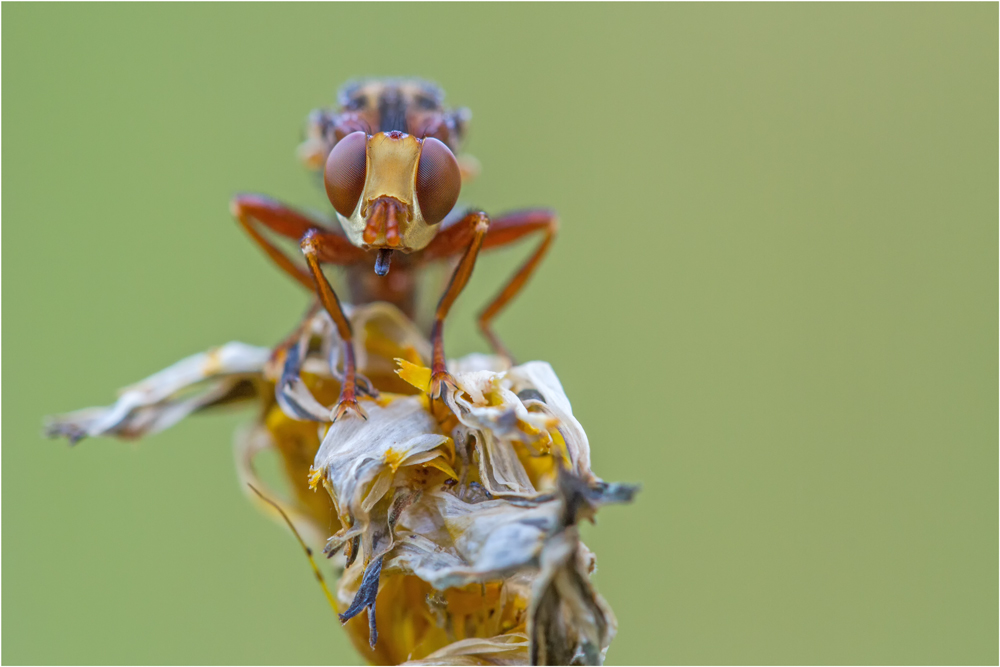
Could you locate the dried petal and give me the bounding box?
[46,303,636,665]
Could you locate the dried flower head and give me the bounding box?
[47,303,636,665]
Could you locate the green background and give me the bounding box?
[3,4,996,665]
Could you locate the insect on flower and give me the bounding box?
[47,78,636,666]
[232,78,558,420]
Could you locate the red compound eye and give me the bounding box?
[415,137,461,225]
[324,131,368,217]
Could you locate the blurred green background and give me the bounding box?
[3,3,996,665]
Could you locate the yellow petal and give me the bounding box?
[422,457,458,480]
[395,358,431,394]
[383,446,404,473]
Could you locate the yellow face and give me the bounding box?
[324,130,461,253]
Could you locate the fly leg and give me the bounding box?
[300,229,371,421]
[231,193,367,288]
[476,209,558,364]
[421,211,491,398]
[232,195,370,395]
[422,208,557,366]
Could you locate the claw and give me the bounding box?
[429,370,458,400]
[331,396,368,422]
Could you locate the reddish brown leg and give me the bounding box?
[422,211,492,398]
[300,229,370,421]
[231,194,365,289]
[233,195,370,406]
[423,209,558,365]
[477,209,558,363]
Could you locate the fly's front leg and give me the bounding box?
[232,194,368,370]
[476,209,558,363]
[300,230,369,421]
[424,211,491,399]
[425,209,559,365]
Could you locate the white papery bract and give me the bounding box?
[46,303,635,665]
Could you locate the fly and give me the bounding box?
[230,78,557,421]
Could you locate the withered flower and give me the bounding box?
[47,303,636,665]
